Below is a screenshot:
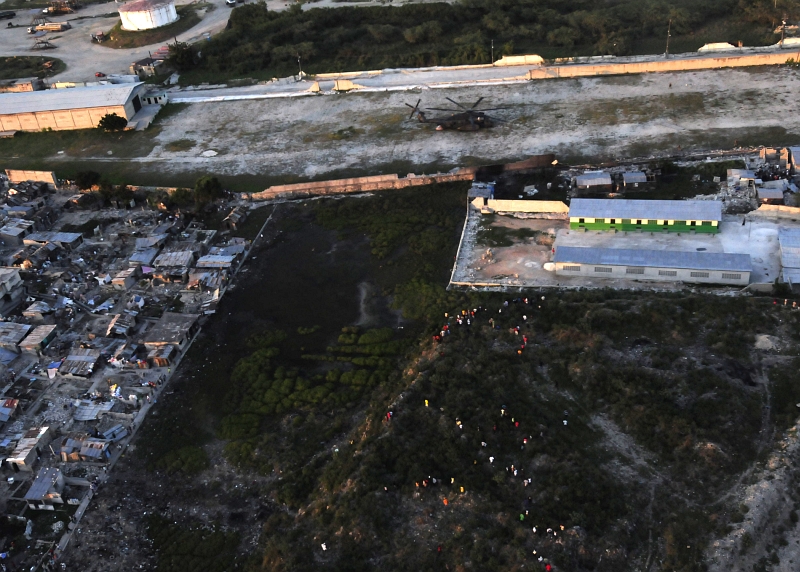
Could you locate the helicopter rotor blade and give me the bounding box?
[470,97,484,109]
[445,97,470,111]
[406,99,422,119]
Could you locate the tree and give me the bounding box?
[98,113,128,132]
[74,170,101,190]
[167,41,197,72]
[194,176,223,207]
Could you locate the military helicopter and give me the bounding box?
[405,97,508,131]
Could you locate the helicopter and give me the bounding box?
[405,97,508,131]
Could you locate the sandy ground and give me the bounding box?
[51,66,798,180]
[451,209,791,289]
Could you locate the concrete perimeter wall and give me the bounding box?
[527,51,800,79]
[5,170,58,188]
[248,172,473,200]
[752,204,800,218]
[473,198,569,213]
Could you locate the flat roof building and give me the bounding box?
[0,83,148,132]
[575,171,612,189]
[568,199,722,233]
[142,312,199,351]
[554,246,751,286]
[24,467,65,510]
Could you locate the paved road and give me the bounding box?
[0,0,316,81]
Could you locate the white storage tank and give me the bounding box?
[118,0,178,31]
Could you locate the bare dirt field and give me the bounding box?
[40,66,800,183]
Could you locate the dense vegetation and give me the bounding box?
[179,0,794,83]
[0,56,65,81]
[134,183,800,571]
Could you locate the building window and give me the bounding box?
[702,221,712,226]
[721,273,742,280]
[594,267,612,273]
[626,267,644,274]
[648,220,656,225]
[658,270,677,276]
[690,221,696,227]
[690,271,710,278]
[636,220,642,225]
[563,265,581,272]
[610,219,616,224]
[578,218,585,223]
[622,219,631,224]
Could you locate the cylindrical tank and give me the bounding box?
[118,0,178,31]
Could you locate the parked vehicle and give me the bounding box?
[95,72,106,77]
[225,0,236,6]
[0,10,16,20]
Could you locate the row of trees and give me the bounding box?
[72,171,224,210]
[171,0,793,82]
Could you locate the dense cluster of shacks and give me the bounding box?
[0,171,251,567]
[567,146,800,208]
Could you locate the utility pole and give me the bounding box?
[665,19,671,57]
[491,39,494,64]
[297,54,302,77]
[781,17,787,47]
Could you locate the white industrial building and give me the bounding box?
[553,246,751,286]
[119,0,178,31]
[0,83,147,132]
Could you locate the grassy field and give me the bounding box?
[0,56,66,81]
[101,5,203,49]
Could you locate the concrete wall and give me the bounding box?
[0,105,129,132]
[527,51,800,80]
[753,204,800,218]
[249,172,473,200]
[5,170,57,187]
[555,262,750,286]
[473,198,569,213]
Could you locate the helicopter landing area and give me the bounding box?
[35,65,800,179]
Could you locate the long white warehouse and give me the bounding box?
[553,246,751,286]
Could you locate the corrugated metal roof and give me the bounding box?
[153,250,194,268]
[0,83,143,115]
[196,255,235,268]
[622,171,647,184]
[569,199,722,221]
[783,269,800,284]
[24,231,82,245]
[24,467,61,501]
[0,322,31,346]
[758,189,785,200]
[728,169,756,179]
[554,246,751,272]
[779,228,800,269]
[19,325,56,349]
[575,172,612,187]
